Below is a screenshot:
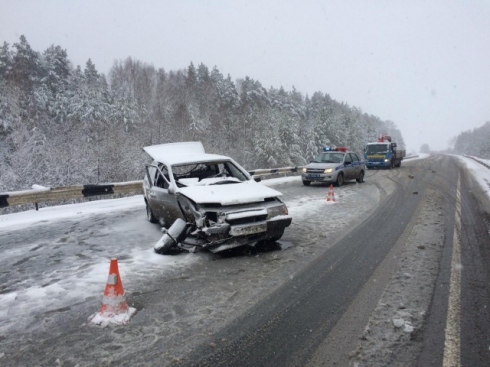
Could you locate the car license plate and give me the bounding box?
[230,223,267,236]
[308,174,320,178]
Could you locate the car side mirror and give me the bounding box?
[254,176,262,183]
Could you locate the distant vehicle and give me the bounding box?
[143,142,292,254]
[364,135,406,169]
[301,147,366,186]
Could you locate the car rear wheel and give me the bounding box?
[302,180,311,186]
[336,173,344,187]
[146,203,158,223]
[356,171,364,183]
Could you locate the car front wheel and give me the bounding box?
[356,171,364,183]
[302,180,311,186]
[146,203,158,223]
[336,173,344,187]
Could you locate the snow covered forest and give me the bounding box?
[0,35,404,192]
[452,121,490,158]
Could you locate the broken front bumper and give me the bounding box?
[186,214,292,253]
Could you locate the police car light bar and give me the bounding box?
[323,146,348,152]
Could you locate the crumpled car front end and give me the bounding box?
[177,194,292,253]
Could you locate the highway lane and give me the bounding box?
[418,155,490,367]
[186,158,431,366]
[187,155,490,367]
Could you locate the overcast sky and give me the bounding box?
[1,0,489,152]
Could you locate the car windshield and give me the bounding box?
[171,161,249,186]
[313,152,345,163]
[366,144,389,154]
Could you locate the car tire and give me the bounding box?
[302,180,311,186]
[356,171,364,183]
[154,218,188,255]
[146,203,158,223]
[154,242,173,255]
[336,173,344,187]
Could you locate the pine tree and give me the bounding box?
[12,35,41,93]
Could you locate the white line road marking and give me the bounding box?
[443,173,462,367]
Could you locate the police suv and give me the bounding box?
[301,147,366,186]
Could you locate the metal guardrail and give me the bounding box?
[248,166,305,176]
[463,155,490,169]
[0,167,305,209]
[0,181,143,209]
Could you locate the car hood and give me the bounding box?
[306,162,342,169]
[178,181,283,205]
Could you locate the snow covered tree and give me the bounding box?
[0,42,12,79]
[11,35,42,93]
[420,144,430,153]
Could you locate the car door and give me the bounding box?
[350,153,361,178]
[343,154,354,180]
[146,164,181,227]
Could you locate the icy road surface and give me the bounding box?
[0,173,384,335]
[1,153,490,366]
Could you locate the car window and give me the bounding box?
[350,153,359,162]
[147,165,157,184]
[366,144,388,154]
[155,164,170,189]
[223,161,249,181]
[172,161,249,185]
[314,152,344,163]
[344,154,352,164]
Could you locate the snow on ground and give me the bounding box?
[0,175,324,334]
[456,156,490,199]
[0,195,145,232]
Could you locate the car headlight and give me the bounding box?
[324,168,333,173]
[384,159,390,162]
[302,167,307,173]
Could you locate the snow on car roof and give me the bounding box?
[143,142,232,166]
[165,153,232,166]
[144,141,204,160]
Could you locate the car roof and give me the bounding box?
[144,142,232,166]
[320,150,355,154]
[164,153,232,166]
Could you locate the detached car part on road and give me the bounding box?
[143,142,292,254]
[301,146,366,186]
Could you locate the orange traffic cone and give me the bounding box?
[89,258,136,326]
[326,184,336,203]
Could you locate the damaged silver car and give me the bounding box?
[143,142,292,254]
